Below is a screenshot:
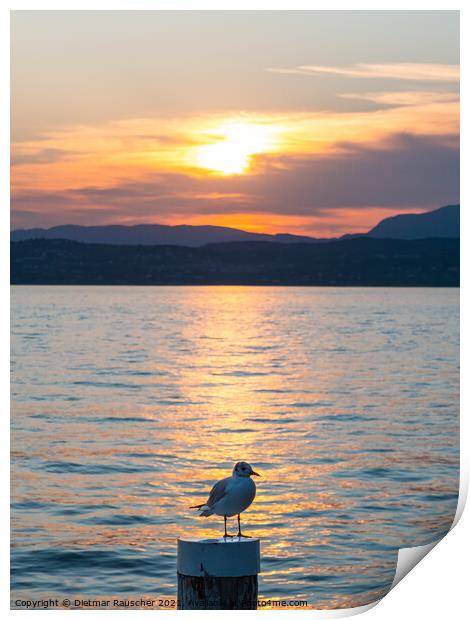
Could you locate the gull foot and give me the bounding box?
[237,533,252,538]
[223,533,234,539]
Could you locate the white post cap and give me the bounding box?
[177,537,261,577]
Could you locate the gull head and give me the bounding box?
[233,461,260,478]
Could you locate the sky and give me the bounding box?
[10,11,460,236]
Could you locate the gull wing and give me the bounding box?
[206,476,231,508]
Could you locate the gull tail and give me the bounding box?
[189,503,213,517]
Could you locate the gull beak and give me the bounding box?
[251,471,260,477]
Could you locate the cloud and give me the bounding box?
[11,132,459,235]
[10,82,459,235]
[245,132,459,212]
[340,91,460,107]
[10,90,459,199]
[269,63,460,82]
[11,148,69,166]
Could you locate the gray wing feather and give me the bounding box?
[206,476,231,508]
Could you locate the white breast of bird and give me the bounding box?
[213,475,256,517]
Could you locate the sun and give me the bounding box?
[195,122,276,175]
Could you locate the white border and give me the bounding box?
[3,3,466,618]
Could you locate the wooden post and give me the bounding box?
[177,537,261,610]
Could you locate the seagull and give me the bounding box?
[190,461,260,538]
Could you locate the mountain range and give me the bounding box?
[367,204,459,239]
[11,205,459,247]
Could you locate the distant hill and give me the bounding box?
[11,237,459,287]
[10,204,460,246]
[367,205,459,239]
[10,223,320,247]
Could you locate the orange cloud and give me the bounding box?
[11,89,458,192]
[10,85,459,235]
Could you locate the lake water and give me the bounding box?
[11,286,459,609]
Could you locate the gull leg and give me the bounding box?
[237,513,251,538]
[223,515,233,538]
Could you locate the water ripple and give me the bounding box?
[11,286,459,609]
